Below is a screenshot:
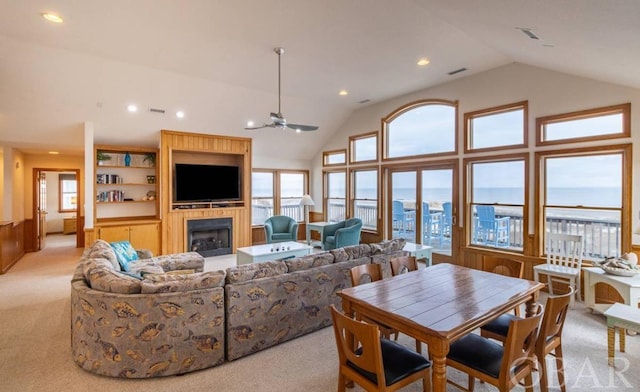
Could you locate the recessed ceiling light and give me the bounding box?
[127,104,138,113]
[42,13,63,23]
[296,129,301,133]
[176,110,185,119]
[246,120,255,127]
[48,151,59,155]
[338,90,348,96]
[417,58,430,66]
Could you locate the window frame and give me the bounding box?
[535,144,631,259]
[324,169,348,223]
[463,153,529,252]
[536,103,630,147]
[251,169,309,226]
[58,173,78,213]
[349,131,379,164]
[322,149,347,167]
[349,166,380,233]
[464,100,528,153]
[382,99,459,162]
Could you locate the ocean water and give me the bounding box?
[358,187,622,208]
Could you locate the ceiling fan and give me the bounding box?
[245,47,318,132]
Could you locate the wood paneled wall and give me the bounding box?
[0,221,25,274]
[160,130,252,255]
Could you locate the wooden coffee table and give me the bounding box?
[236,241,312,265]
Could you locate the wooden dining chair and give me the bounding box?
[478,288,573,392]
[349,264,422,354]
[482,257,524,317]
[329,305,432,392]
[390,255,418,276]
[446,304,543,392]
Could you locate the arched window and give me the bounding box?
[382,100,457,160]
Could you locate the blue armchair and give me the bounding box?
[264,215,298,244]
[321,218,363,250]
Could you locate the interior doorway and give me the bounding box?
[32,168,82,250]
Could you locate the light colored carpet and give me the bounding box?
[0,235,638,391]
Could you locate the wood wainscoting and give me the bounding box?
[0,221,25,274]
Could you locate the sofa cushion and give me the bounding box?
[110,241,139,271]
[285,252,335,272]
[141,270,226,293]
[87,239,120,271]
[370,238,407,255]
[225,260,288,284]
[87,267,142,294]
[343,244,372,259]
[330,247,350,263]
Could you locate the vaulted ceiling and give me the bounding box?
[1,0,639,161]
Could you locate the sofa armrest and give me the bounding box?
[322,221,344,241]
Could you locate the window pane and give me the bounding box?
[472,161,524,205]
[353,136,377,162]
[387,104,455,158]
[354,170,377,230]
[252,172,273,197]
[391,171,416,241]
[470,109,524,149]
[252,172,274,225]
[544,113,623,141]
[324,151,346,165]
[545,207,621,258]
[422,169,452,253]
[327,172,346,222]
[546,155,622,208]
[280,173,304,221]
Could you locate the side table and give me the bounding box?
[306,221,333,249]
[403,243,433,267]
[603,303,640,366]
[583,267,640,314]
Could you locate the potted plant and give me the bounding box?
[143,153,156,167]
[96,151,112,166]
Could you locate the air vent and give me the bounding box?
[448,68,467,76]
[517,28,539,40]
[149,108,165,114]
[358,99,371,104]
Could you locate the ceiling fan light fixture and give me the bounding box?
[42,12,63,23]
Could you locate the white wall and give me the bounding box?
[311,63,640,236]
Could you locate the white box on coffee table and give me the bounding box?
[236,241,312,265]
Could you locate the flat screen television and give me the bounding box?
[174,163,241,203]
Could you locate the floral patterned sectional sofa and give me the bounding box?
[71,238,407,378]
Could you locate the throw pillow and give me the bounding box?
[110,241,139,271]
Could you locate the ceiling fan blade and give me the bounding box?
[286,123,318,132]
[244,123,275,130]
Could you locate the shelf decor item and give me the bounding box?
[124,152,132,167]
[96,151,112,166]
[147,175,156,184]
[143,153,156,167]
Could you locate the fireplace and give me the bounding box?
[186,218,232,257]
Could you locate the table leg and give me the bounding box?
[428,341,448,392]
[608,326,615,366]
[525,291,541,317]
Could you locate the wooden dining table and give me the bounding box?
[337,263,545,392]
